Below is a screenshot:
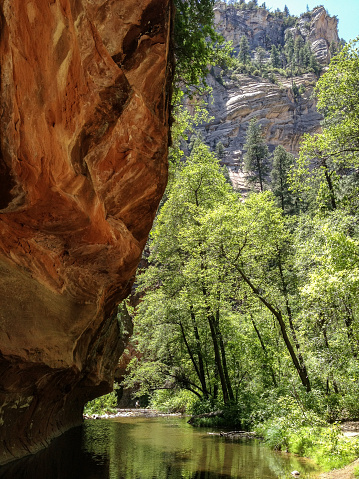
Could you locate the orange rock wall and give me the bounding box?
[0,0,172,464]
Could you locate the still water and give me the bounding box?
[0,416,323,479]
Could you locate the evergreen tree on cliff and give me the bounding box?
[239,35,250,64]
[270,45,281,68]
[243,119,269,191]
[271,145,296,214]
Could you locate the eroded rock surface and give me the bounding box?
[202,70,321,168]
[0,0,172,464]
[214,3,339,64]
[198,3,339,189]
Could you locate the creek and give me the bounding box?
[0,415,323,478]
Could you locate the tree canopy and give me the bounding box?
[114,16,359,468]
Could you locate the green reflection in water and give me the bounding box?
[82,417,323,479]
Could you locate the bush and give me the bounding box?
[269,72,277,84]
[149,389,197,413]
[189,400,243,429]
[84,386,119,416]
[255,396,359,471]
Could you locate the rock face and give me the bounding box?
[0,0,172,464]
[198,3,339,187]
[202,70,321,167]
[214,3,339,63]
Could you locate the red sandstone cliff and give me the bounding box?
[0,0,172,464]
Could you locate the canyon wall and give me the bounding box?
[199,3,339,188]
[0,0,172,464]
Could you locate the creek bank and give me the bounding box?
[84,408,183,420]
[319,458,359,479]
[208,431,258,439]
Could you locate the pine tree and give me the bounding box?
[215,141,225,160]
[284,32,294,66]
[284,4,290,17]
[310,53,321,77]
[303,43,312,66]
[294,36,304,66]
[243,119,269,192]
[239,35,250,65]
[255,46,266,73]
[270,45,281,68]
[270,145,296,213]
[329,40,337,58]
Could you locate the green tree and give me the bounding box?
[284,32,295,66]
[255,46,266,73]
[294,36,305,67]
[173,0,233,97]
[243,119,269,191]
[294,213,359,395]
[215,141,225,160]
[270,45,281,68]
[302,43,312,67]
[270,145,296,214]
[309,52,321,77]
[208,193,312,392]
[290,38,359,211]
[239,35,250,65]
[128,141,238,403]
[329,40,337,58]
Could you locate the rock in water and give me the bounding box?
[0,0,172,464]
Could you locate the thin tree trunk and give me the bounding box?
[318,313,340,394]
[207,309,229,403]
[321,159,337,209]
[215,307,235,401]
[277,253,311,387]
[178,321,205,396]
[234,264,311,392]
[256,156,264,192]
[250,314,277,387]
[190,305,209,397]
[199,258,229,402]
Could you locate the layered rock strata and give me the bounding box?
[198,3,339,188]
[202,70,321,167]
[0,0,172,464]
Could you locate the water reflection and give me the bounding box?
[0,416,322,479]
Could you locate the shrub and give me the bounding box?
[255,396,359,471]
[84,386,119,416]
[149,389,197,413]
[189,400,243,429]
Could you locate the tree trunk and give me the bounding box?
[234,264,311,392]
[216,307,235,401]
[207,310,229,403]
[179,321,205,397]
[277,253,311,389]
[250,314,277,387]
[190,305,209,397]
